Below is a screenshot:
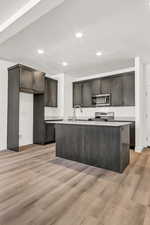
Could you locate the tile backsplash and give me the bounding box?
[73,106,135,119]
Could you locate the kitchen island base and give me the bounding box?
[55,123,130,173]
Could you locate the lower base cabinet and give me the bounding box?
[114,120,135,149]
[129,122,135,149]
[44,123,55,144]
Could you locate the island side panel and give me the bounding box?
[120,125,130,172]
[83,125,121,172]
[55,124,130,172]
[56,124,84,161]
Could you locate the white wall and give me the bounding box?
[19,93,33,146]
[134,57,145,152]
[143,64,150,147]
[63,74,74,118]
[0,60,14,150]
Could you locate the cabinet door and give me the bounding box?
[82,81,92,107]
[101,77,112,94]
[45,123,55,143]
[111,76,123,106]
[122,72,135,106]
[130,122,135,149]
[73,82,82,106]
[33,71,45,93]
[20,68,33,91]
[49,79,57,107]
[91,79,101,95]
[45,78,57,107]
[45,78,49,106]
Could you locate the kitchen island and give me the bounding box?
[54,121,130,173]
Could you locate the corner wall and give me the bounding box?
[135,57,145,152]
[0,60,14,150]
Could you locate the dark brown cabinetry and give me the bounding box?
[82,81,92,107]
[122,72,135,106]
[73,71,135,107]
[114,120,135,149]
[111,76,123,106]
[33,94,45,145]
[20,67,33,91]
[7,67,20,151]
[45,123,55,144]
[73,82,82,106]
[56,124,130,173]
[91,79,101,95]
[45,77,58,107]
[101,77,112,94]
[7,64,45,151]
[130,122,135,149]
[33,71,45,93]
[19,65,45,93]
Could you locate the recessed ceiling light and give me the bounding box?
[75,32,83,38]
[96,51,102,56]
[62,62,68,66]
[37,49,44,54]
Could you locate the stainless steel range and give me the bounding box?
[89,112,114,121]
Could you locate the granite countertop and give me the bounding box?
[46,120,131,127]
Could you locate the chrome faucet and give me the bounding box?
[73,105,83,120]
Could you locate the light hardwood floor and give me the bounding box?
[0,144,150,225]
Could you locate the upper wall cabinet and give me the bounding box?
[12,64,45,93]
[101,77,112,94]
[111,76,123,106]
[73,71,135,107]
[20,67,33,91]
[45,77,58,107]
[82,81,92,107]
[33,71,45,93]
[91,79,101,95]
[73,82,82,106]
[122,72,135,106]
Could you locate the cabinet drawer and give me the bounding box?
[45,123,55,144]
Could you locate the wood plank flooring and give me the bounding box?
[0,144,150,225]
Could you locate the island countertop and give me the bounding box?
[45,120,131,127]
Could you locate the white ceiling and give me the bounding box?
[0,0,30,25]
[0,0,150,76]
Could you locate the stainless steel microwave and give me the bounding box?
[92,94,111,106]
